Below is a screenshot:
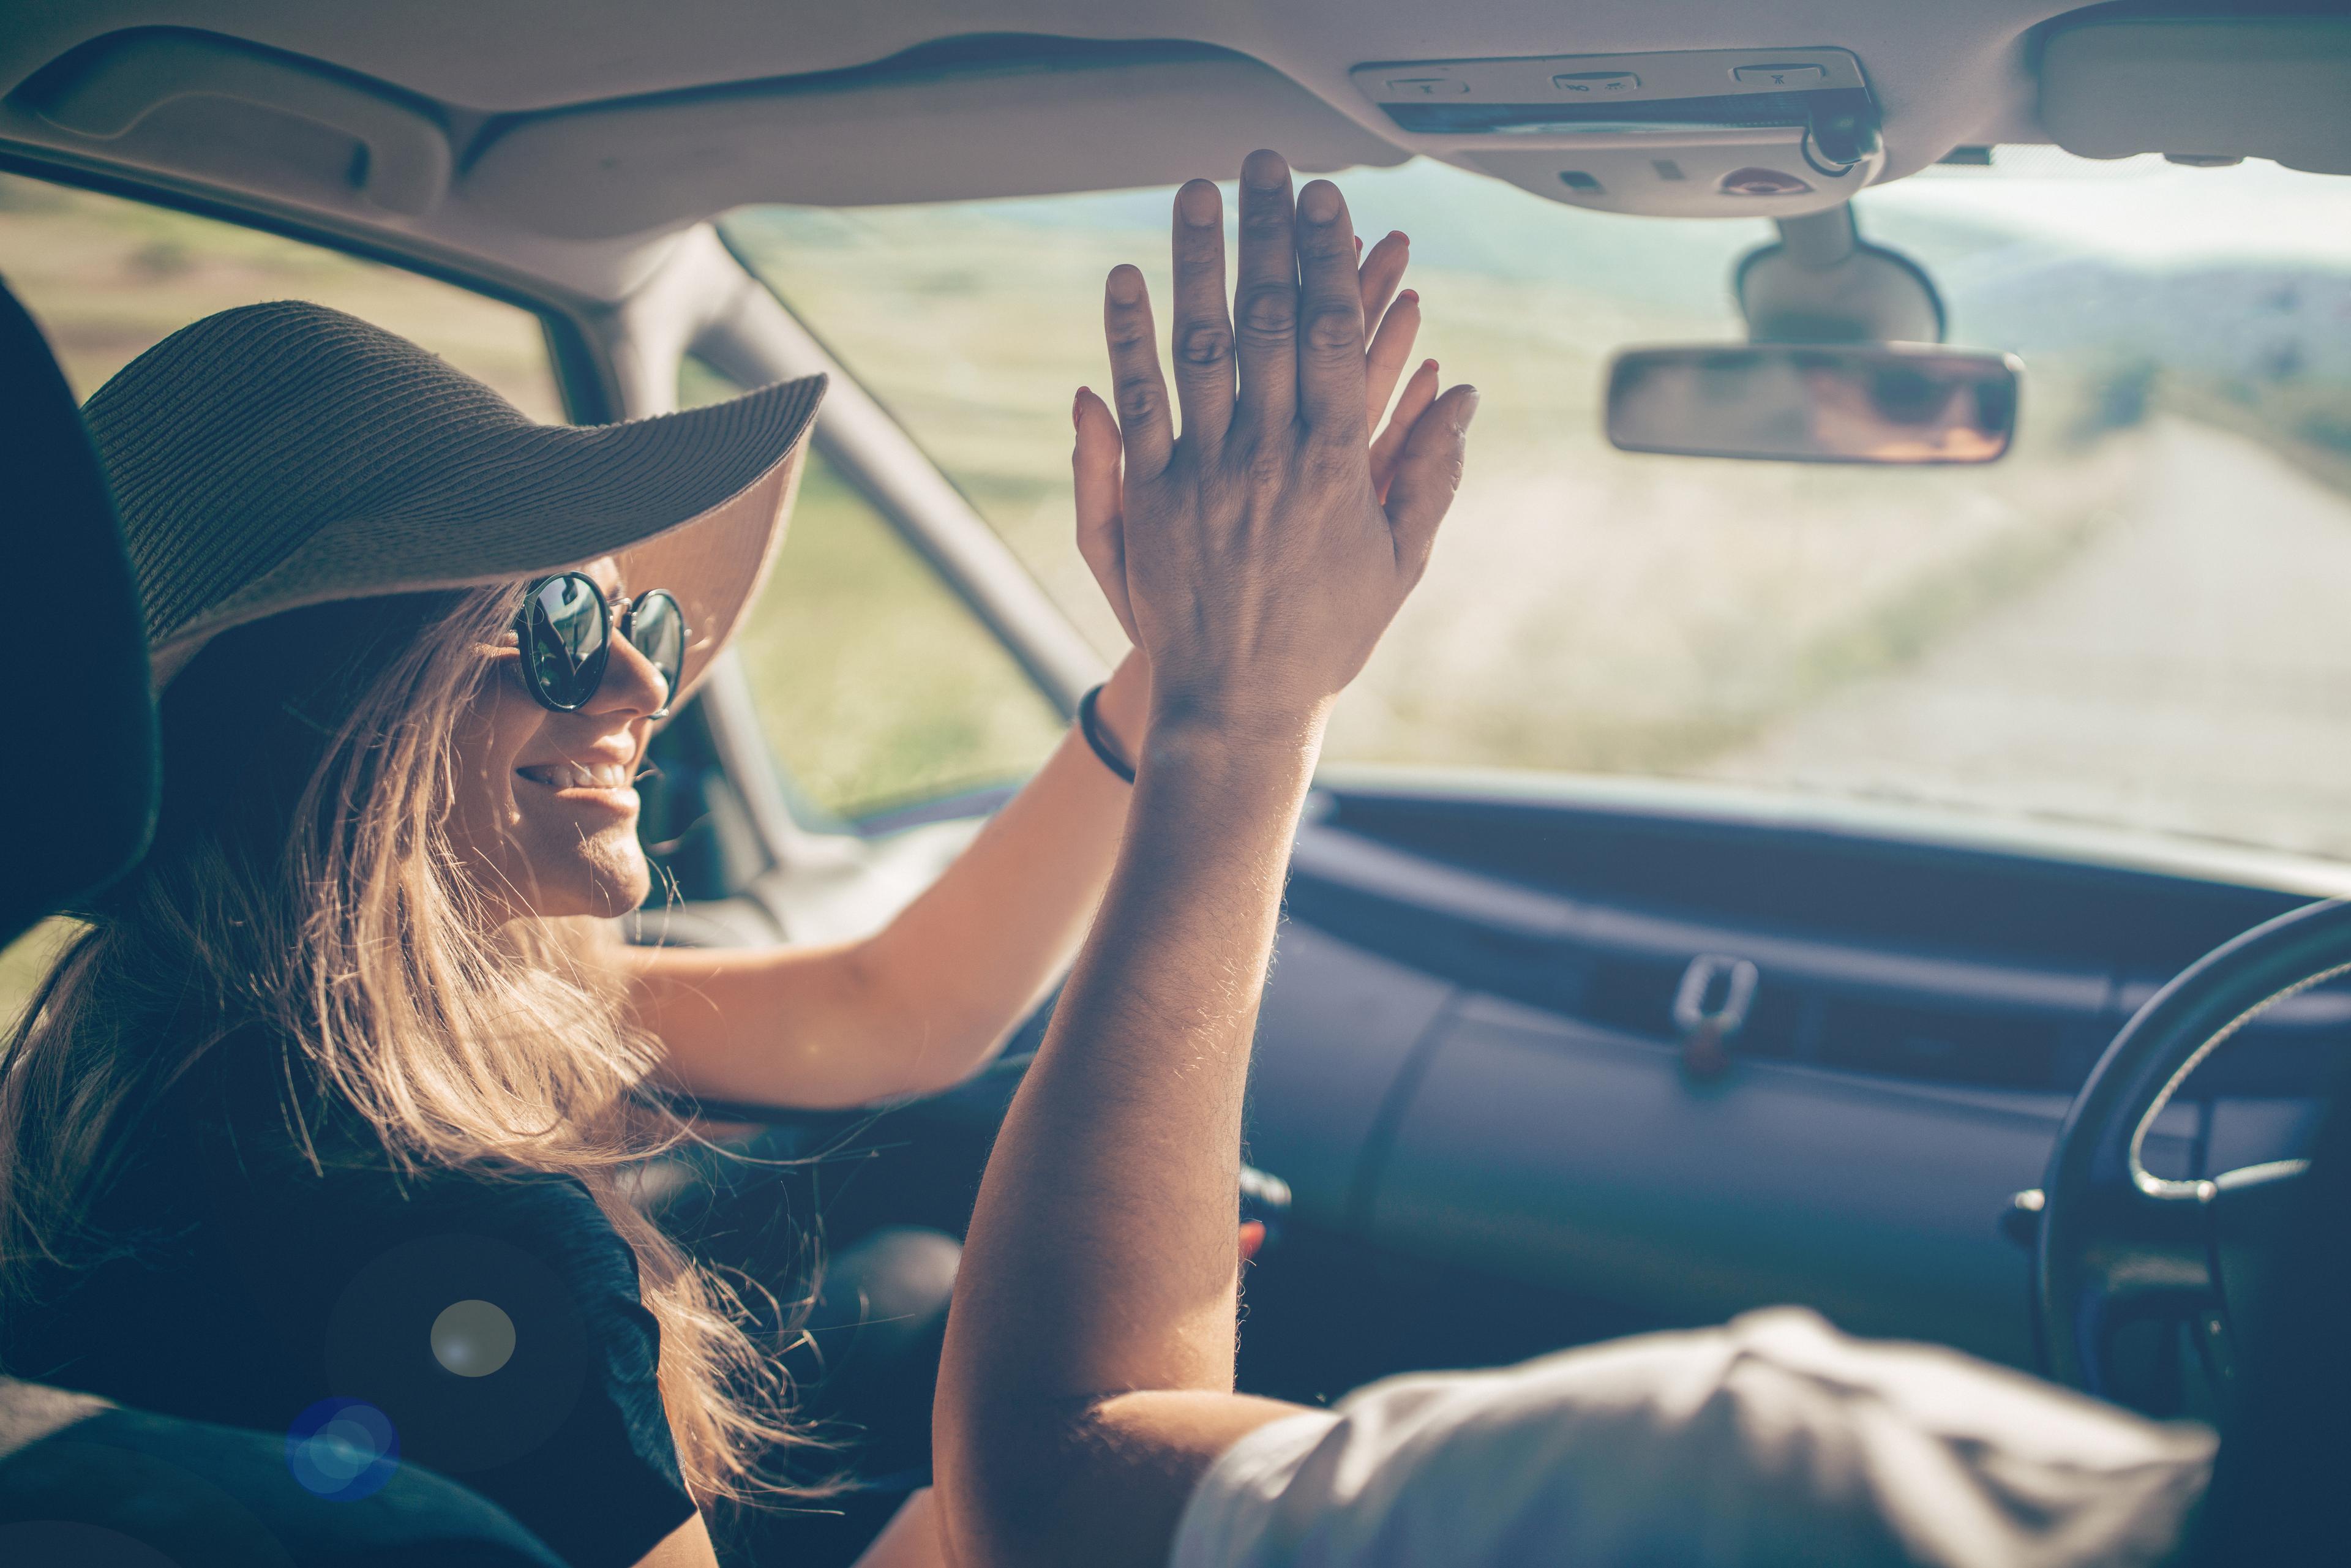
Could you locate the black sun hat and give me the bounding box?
[82,299,825,694]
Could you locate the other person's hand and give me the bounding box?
[1073,151,1477,743]
[1074,219,1436,650]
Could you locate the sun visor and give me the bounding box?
[2041,17,2351,175]
[2,33,1404,250]
[462,45,1404,241]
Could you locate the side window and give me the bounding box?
[680,358,1063,819]
[0,172,562,413]
[0,921,75,1038]
[0,171,566,1024]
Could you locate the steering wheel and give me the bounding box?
[2036,897,2351,1398]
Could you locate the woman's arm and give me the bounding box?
[620,239,1430,1114]
[634,1513,722,1568]
[933,153,1476,1568]
[618,653,1151,1110]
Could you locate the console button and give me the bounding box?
[1720,167,1813,196]
[1553,70,1640,93]
[1733,63,1827,86]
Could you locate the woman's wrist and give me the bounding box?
[1091,649,1152,765]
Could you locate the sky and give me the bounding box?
[836,148,2351,281]
[1868,156,2351,268]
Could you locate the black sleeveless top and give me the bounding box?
[0,1030,696,1568]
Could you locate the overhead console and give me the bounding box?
[1350,48,1883,218]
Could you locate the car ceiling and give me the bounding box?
[0,3,2325,301]
[4,1,2068,123]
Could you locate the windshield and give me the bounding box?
[722,154,2351,861]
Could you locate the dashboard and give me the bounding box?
[1244,775,2349,1369]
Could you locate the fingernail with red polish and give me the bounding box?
[1399,290,1419,306]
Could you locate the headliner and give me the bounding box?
[0,2,2241,298]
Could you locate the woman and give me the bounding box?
[0,171,1439,1568]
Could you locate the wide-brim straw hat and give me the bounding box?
[82,300,825,695]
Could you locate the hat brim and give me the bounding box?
[146,372,825,692]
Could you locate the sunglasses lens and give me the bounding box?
[524,574,607,708]
[626,591,688,704]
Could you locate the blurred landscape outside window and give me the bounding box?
[0,173,561,415]
[0,173,564,1027]
[9,154,2351,1031]
[0,174,1056,1027]
[723,152,2351,862]
[678,357,1062,819]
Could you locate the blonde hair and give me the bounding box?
[0,585,807,1502]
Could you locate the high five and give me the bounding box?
[933,149,1476,1568]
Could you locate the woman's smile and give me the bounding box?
[514,744,642,820]
[516,756,639,801]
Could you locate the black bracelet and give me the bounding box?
[1077,683,1138,784]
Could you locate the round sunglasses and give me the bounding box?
[514,572,689,715]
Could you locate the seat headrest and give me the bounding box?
[0,275,157,946]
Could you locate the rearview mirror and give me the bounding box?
[1605,343,2021,464]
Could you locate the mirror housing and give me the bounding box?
[1605,343,2022,465]
[1736,208,1944,345]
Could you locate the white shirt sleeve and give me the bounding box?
[1170,1307,2214,1568]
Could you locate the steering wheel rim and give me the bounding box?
[2036,897,2350,1397]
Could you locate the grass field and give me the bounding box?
[0,173,561,418]
[719,447,1065,816]
[724,171,2143,781]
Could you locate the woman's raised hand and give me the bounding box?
[1071,151,1477,741]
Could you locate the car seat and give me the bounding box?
[0,272,567,1568]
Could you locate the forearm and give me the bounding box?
[929,149,1472,1568]
[936,713,1324,1563]
[624,657,1147,1109]
[625,936,891,1109]
[853,653,1149,1069]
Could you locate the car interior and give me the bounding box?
[2,3,2350,1564]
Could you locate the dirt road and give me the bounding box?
[1700,421,2351,860]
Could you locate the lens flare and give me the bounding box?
[431,1298,517,1378]
[286,1397,399,1499]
